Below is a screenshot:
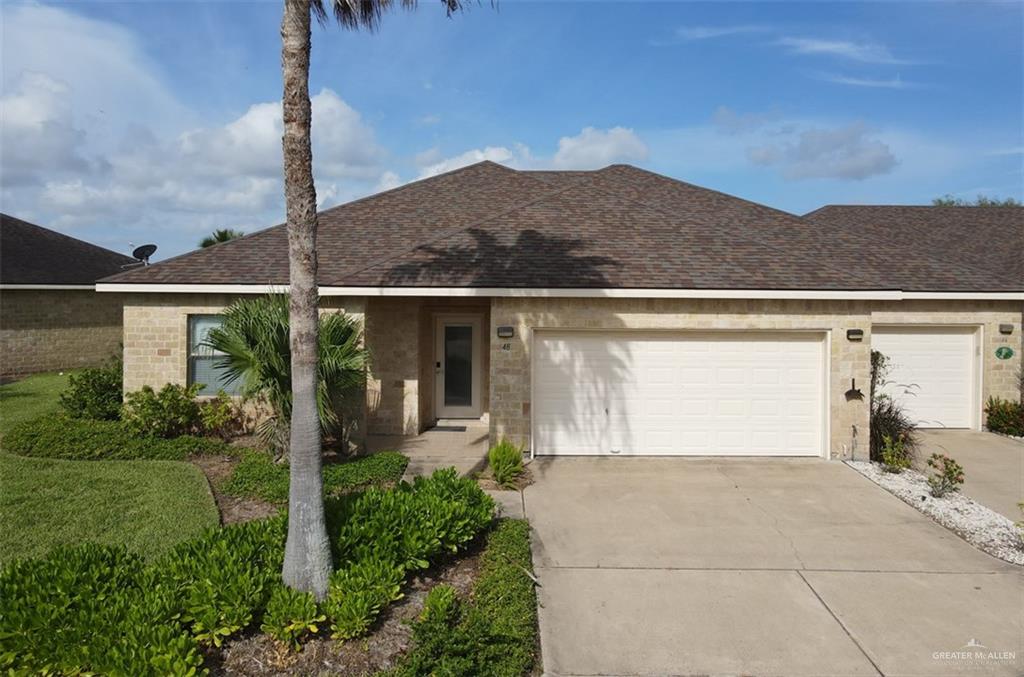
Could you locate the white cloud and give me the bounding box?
[418,145,529,178]
[748,121,898,180]
[813,72,922,89]
[416,126,649,178]
[711,106,779,135]
[0,72,91,185]
[551,127,648,169]
[777,37,914,64]
[665,25,768,42]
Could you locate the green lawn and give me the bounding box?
[0,372,71,438]
[0,452,219,563]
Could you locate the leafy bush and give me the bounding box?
[200,391,243,441]
[420,584,459,626]
[488,438,524,488]
[984,396,1024,437]
[122,383,204,438]
[880,434,911,473]
[222,450,409,503]
[392,519,537,677]
[870,351,919,462]
[0,543,204,676]
[203,294,369,457]
[4,415,231,461]
[262,586,326,650]
[59,359,123,420]
[0,470,495,670]
[926,453,965,498]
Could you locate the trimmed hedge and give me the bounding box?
[3,415,232,461]
[985,397,1024,437]
[390,519,538,676]
[0,469,495,674]
[222,450,409,503]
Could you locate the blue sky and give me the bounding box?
[1,1,1021,260]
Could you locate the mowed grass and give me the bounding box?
[0,452,219,563]
[0,371,71,438]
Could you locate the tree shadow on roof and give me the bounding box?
[380,228,619,288]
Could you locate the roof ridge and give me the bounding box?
[2,214,135,262]
[605,165,808,221]
[102,161,523,283]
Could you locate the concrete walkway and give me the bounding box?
[524,458,1022,676]
[918,430,1023,521]
[366,420,489,481]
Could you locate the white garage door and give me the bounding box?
[871,327,977,429]
[533,331,826,456]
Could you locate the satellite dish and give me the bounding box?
[132,244,158,265]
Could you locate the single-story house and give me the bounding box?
[1,213,133,376]
[97,162,1023,459]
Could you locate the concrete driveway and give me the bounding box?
[524,458,1023,676]
[918,430,1023,521]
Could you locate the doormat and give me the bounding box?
[432,425,468,432]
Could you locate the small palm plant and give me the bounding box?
[204,294,368,459]
[199,228,244,248]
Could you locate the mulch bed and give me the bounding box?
[189,454,279,525]
[214,541,485,676]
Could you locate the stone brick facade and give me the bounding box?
[0,289,124,376]
[119,293,1022,460]
[122,292,364,390]
[871,300,1023,407]
[489,297,875,460]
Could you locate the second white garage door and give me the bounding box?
[533,331,826,456]
[871,326,978,429]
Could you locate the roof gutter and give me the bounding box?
[94,283,1024,300]
[1,284,96,290]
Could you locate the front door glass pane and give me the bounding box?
[444,325,473,407]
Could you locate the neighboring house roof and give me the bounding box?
[99,163,1024,293]
[1,214,136,286]
[804,205,1024,286]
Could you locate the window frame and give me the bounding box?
[186,314,240,396]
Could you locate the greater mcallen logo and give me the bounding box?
[932,639,1017,664]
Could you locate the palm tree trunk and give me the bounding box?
[280,0,332,599]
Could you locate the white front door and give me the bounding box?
[532,331,827,456]
[435,316,483,419]
[871,326,978,428]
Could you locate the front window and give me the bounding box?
[188,315,240,396]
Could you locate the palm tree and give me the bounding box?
[199,228,244,248]
[278,0,466,598]
[204,294,368,458]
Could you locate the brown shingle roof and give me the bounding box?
[1,214,136,285]
[101,163,1024,292]
[804,205,1024,287]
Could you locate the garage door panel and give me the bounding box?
[872,328,975,429]
[534,332,825,456]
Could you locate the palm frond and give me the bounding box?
[201,294,368,452]
[312,0,465,30]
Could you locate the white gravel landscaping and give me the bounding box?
[847,460,1024,566]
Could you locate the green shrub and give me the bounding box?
[0,543,204,676]
[0,470,494,670]
[488,438,524,488]
[59,359,123,420]
[200,391,243,441]
[984,396,1024,437]
[122,383,204,438]
[926,453,965,498]
[325,554,405,640]
[222,450,409,503]
[3,415,231,461]
[880,434,911,473]
[869,351,919,462]
[262,585,325,650]
[392,519,537,677]
[420,584,459,626]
